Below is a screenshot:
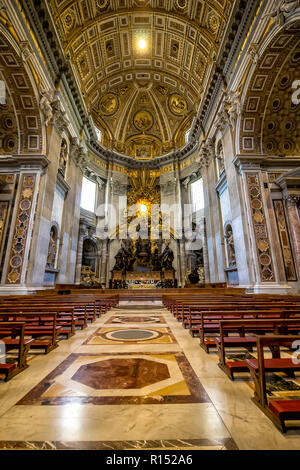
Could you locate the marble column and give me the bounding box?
[286,196,300,278]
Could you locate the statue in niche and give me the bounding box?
[224,226,236,267]
[59,139,68,177]
[160,241,174,270]
[217,146,225,176]
[46,226,57,269]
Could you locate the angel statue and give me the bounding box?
[39,89,54,126]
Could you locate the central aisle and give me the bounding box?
[0,301,299,450]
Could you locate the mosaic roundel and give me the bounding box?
[106,329,159,342]
[133,111,153,131]
[169,94,187,115]
[259,254,272,266]
[19,199,31,211]
[99,93,119,115]
[10,255,22,268]
[251,199,262,210]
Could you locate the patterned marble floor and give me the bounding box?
[0,302,300,450]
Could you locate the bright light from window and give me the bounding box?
[138,39,146,49]
[140,204,148,213]
[191,178,204,212]
[81,177,96,212]
[95,127,102,143]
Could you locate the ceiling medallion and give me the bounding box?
[169,94,187,115]
[96,0,109,10]
[99,93,119,115]
[133,111,154,131]
[208,13,219,33]
[175,0,187,10]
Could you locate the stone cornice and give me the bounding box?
[0,155,50,171]
[233,155,300,173]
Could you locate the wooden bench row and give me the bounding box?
[0,293,119,382]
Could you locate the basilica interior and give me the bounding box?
[0,0,300,453]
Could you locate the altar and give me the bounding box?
[111,269,176,289]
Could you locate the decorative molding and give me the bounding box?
[273,199,297,281]
[246,172,276,283]
[5,174,37,284]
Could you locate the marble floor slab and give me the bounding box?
[1,302,300,449]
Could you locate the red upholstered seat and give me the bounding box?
[215,336,257,344]
[0,363,16,371]
[246,358,300,370]
[226,361,249,371]
[269,400,300,417]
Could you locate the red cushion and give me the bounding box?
[226,361,249,370]
[0,363,16,370]
[269,400,300,417]
[246,358,300,370]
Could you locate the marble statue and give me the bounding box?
[224,227,236,267]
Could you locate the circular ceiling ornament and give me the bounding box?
[96,0,109,10]
[175,0,188,10]
[208,13,220,33]
[133,110,153,131]
[169,94,187,115]
[99,93,119,115]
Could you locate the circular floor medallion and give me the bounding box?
[107,329,159,341]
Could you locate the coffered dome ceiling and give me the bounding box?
[49,0,234,158]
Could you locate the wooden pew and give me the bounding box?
[215,318,300,379]
[247,335,300,433]
[0,313,60,354]
[199,310,300,352]
[0,322,34,381]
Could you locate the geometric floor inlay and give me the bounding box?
[105,315,165,324]
[83,326,177,345]
[17,352,210,405]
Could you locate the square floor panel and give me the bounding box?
[17,352,211,406]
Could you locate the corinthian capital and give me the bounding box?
[70,137,88,170]
[196,138,215,168]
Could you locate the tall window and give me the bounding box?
[185,128,191,144]
[81,177,96,212]
[191,178,204,212]
[95,127,102,143]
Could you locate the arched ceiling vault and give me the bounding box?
[48,0,234,159]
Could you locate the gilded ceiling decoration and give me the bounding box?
[0,33,43,154]
[240,20,300,156]
[48,0,234,158]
